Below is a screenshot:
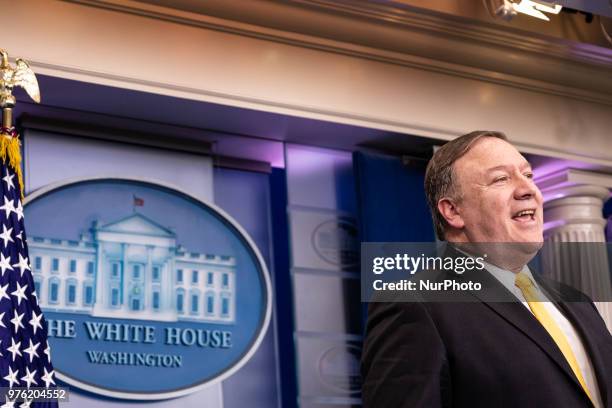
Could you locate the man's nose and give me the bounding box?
[514,175,539,200]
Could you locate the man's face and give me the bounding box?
[452,137,543,244]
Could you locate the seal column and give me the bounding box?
[146,245,153,312]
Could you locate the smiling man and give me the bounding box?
[361,131,612,408]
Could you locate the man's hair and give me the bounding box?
[424,130,508,240]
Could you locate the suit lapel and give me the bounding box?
[463,268,589,396]
[440,245,598,401]
[556,300,610,407]
[535,276,609,407]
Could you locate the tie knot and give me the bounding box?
[514,272,534,291]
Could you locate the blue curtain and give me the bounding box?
[353,151,435,242]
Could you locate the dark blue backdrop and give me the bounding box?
[353,151,435,243]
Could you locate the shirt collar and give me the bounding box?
[484,260,534,294]
[453,245,538,297]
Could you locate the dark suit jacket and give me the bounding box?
[361,264,612,407]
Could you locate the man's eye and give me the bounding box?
[493,176,508,183]
[524,172,534,179]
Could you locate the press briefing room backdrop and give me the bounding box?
[17,110,434,408]
[2,0,612,407]
[20,114,612,408]
[20,117,377,408]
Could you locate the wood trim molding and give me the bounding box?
[63,0,612,105]
[290,0,612,65]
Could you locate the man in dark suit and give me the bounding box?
[361,131,612,407]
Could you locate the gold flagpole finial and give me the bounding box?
[0,50,9,69]
[0,49,40,199]
[0,49,41,130]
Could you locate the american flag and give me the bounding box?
[133,196,144,207]
[0,132,57,408]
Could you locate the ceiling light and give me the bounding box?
[495,0,562,21]
[531,1,562,15]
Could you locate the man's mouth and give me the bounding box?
[512,209,536,222]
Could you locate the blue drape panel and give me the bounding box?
[353,151,435,242]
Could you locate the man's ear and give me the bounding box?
[437,198,464,229]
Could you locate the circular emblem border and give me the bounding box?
[317,344,362,395]
[24,176,273,401]
[311,218,359,268]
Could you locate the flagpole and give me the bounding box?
[0,51,13,130]
[0,49,59,407]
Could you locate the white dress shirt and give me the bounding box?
[485,262,603,408]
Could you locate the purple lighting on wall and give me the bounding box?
[532,159,597,181]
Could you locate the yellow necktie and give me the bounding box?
[514,273,593,403]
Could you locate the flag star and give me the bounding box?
[2,173,14,191]
[6,338,21,361]
[0,312,5,328]
[11,254,30,277]
[41,368,55,388]
[10,310,24,332]
[0,283,9,302]
[0,225,13,247]
[23,340,40,363]
[20,367,37,388]
[0,396,15,408]
[44,340,51,361]
[19,399,32,408]
[2,173,14,192]
[14,231,22,243]
[14,201,23,222]
[28,311,42,335]
[0,253,13,276]
[0,196,14,218]
[3,366,18,388]
[10,282,28,306]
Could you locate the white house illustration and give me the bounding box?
[28,213,236,324]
